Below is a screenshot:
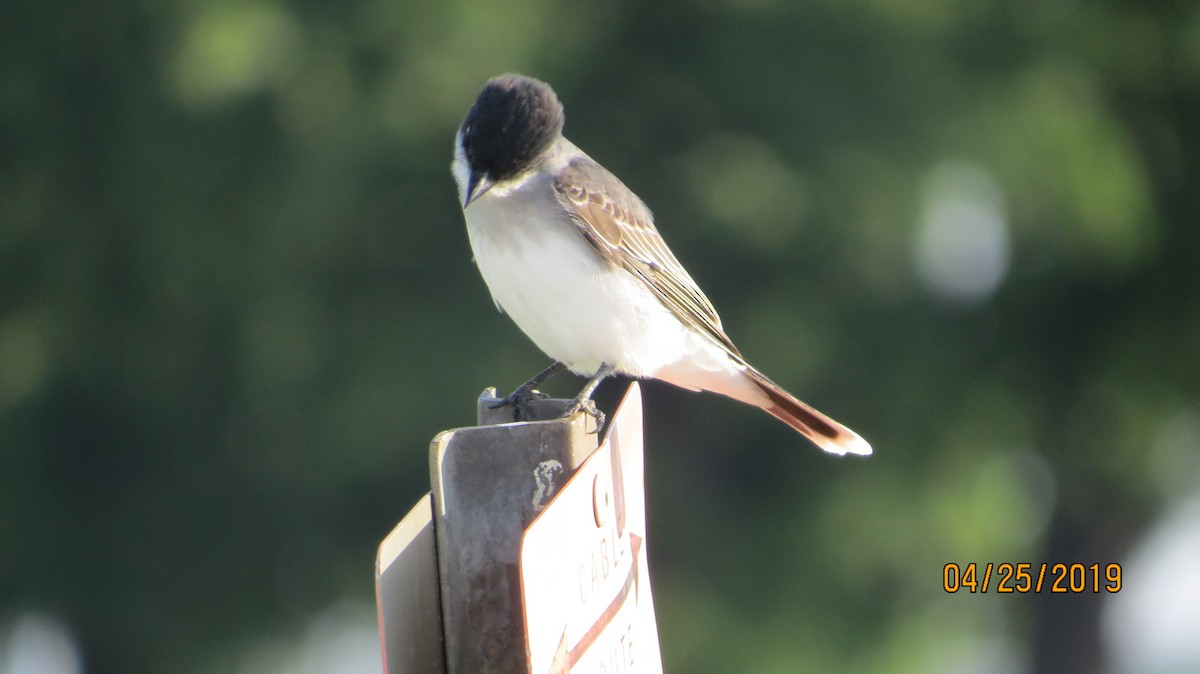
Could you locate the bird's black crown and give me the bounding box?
[460,74,564,183]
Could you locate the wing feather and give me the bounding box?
[554,157,742,359]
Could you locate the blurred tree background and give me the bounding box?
[2,0,1199,672]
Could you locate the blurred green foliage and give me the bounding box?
[2,0,1198,671]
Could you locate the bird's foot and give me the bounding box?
[490,384,550,421]
[563,397,606,434]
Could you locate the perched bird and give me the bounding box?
[452,74,870,456]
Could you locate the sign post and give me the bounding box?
[375,384,661,673]
[521,384,662,674]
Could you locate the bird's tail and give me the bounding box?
[742,367,872,456]
[652,358,872,456]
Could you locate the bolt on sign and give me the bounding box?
[520,384,663,674]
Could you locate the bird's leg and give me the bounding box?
[563,363,614,432]
[491,361,567,419]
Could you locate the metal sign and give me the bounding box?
[521,383,663,674]
[375,494,444,674]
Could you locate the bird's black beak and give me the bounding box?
[464,171,494,208]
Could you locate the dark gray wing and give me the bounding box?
[554,156,742,359]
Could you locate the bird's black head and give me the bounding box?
[459,74,564,204]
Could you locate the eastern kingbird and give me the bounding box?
[452,74,871,456]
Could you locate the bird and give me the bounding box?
[451,74,871,456]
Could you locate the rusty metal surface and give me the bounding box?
[429,390,598,674]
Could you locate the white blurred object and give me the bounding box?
[1104,496,1200,673]
[0,613,82,674]
[913,160,1010,304]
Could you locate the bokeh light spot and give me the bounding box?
[913,160,1010,305]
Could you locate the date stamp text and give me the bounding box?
[943,562,1122,594]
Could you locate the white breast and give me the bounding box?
[453,159,700,379]
[469,192,686,376]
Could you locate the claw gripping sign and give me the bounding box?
[520,383,663,674]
